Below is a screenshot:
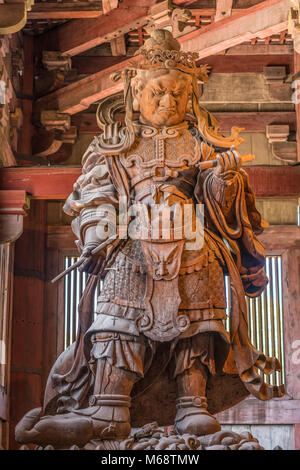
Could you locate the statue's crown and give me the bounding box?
[135,29,210,82]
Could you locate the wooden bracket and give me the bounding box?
[146,0,196,38]
[263,66,292,101]
[32,110,77,163]
[266,124,290,143]
[263,66,287,84]
[42,51,72,72]
[266,124,298,163]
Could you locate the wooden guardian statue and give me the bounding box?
[15,29,284,449]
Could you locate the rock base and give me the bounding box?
[19,422,283,450]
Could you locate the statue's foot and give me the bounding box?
[175,407,221,436]
[16,408,94,448]
[16,402,131,448]
[73,404,131,440]
[174,396,221,436]
[15,407,43,444]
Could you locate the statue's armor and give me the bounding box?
[120,121,201,198]
[14,29,284,449]
[87,121,229,347]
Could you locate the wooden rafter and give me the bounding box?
[34,0,292,115]
[179,0,290,58]
[34,0,155,56]
[34,55,141,114]
[28,3,104,19]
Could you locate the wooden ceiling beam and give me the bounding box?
[225,44,293,55]
[34,55,141,114]
[179,0,290,58]
[28,3,103,20]
[34,0,292,115]
[1,166,299,200]
[34,0,155,57]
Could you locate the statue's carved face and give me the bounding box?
[133,69,192,127]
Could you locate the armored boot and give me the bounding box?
[16,360,136,447]
[72,358,137,440]
[16,359,139,448]
[174,362,221,436]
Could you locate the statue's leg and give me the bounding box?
[173,335,221,436]
[15,332,146,447]
[79,358,139,440]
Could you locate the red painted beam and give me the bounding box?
[0,166,299,200]
[0,167,81,200]
[246,165,300,197]
[0,190,29,215]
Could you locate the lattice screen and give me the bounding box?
[63,255,285,386]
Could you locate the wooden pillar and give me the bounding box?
[282,244,300,449]
[282,247,300,401]
[9,199,46,449]
[294,50,300,162]
[0,189,29,449]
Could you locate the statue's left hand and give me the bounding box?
[214,150,241,177]
[78,244,105,275]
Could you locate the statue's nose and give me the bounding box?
[159,93,175,108]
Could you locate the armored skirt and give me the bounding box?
[85,238,232,381]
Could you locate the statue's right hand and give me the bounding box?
[78,244,105,275]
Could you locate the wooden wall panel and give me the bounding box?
[9,199,46,449]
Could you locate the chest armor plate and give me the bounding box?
[120,123,201,188]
